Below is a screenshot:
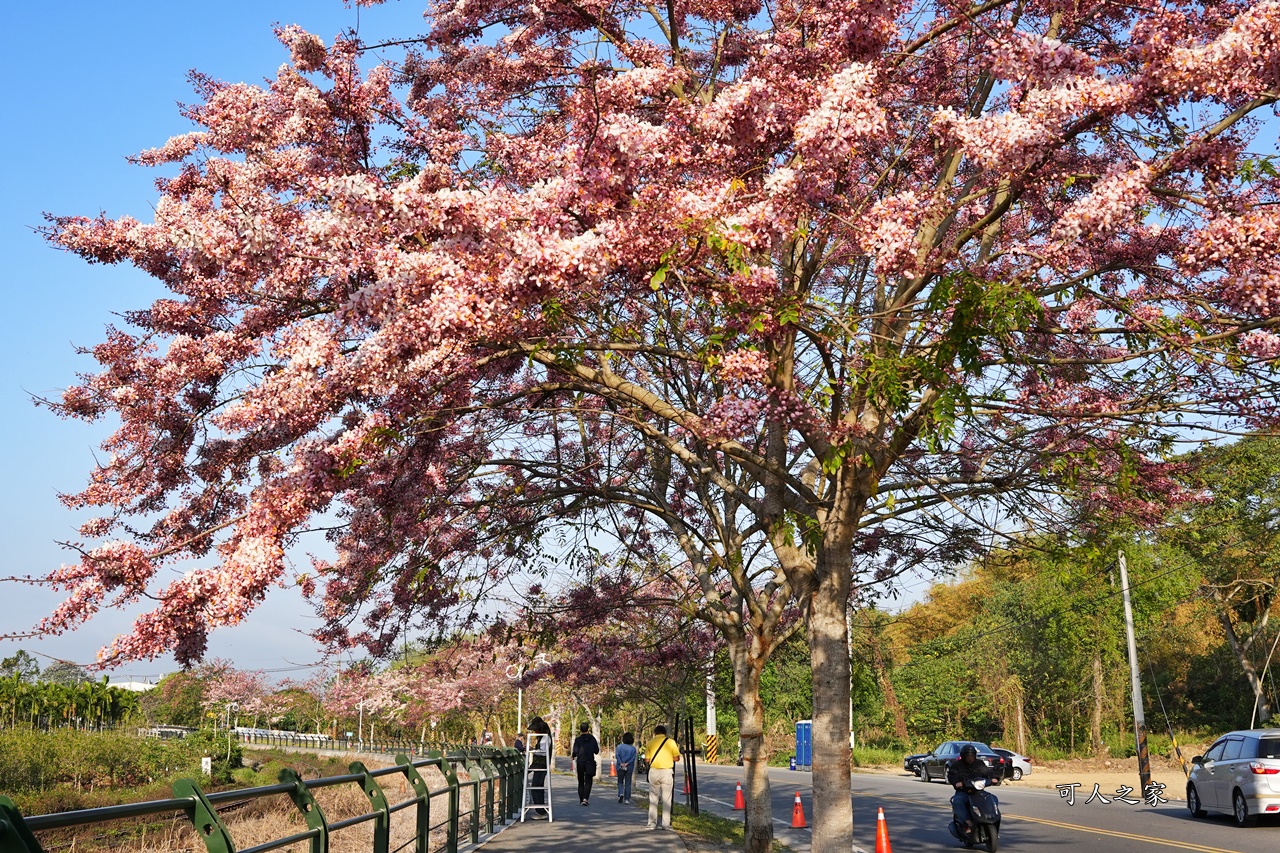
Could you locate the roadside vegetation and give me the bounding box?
[667,802,795,853]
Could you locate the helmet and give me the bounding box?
[960,745,978,761]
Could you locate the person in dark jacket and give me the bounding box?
[527,716,553,819]
[571,722,601,805]
[947,744,999,833]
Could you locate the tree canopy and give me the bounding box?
[15,2,1280,850]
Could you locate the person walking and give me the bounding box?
[614,732,637,804]
[527,715,553,819]
[643,724,680,830]
[571,722,600,805]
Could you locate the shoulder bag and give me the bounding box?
[644,737,670,781]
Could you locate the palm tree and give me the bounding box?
[0,674,19,728]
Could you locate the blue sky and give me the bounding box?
[0,1,432,682]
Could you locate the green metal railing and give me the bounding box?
[0,748,524,853]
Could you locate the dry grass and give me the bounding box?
[34,754,502,853]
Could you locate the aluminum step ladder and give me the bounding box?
[520,731,554,822]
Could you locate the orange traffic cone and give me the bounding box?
[610,760,617,777]
[875,807,892,853]
[791,791,807,828]
[733,782,745,810]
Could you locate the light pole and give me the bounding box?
[505,653,547,735]
[226,702,238,763]
[358,699,365,748]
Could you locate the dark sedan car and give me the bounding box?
[917,740,1009,783]
[903,751,929,776]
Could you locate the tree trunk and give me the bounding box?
[808,561,853,853]
[1219,611,1274,723]
[1015,694,1027,754]
[729,635,773,853]
[1091,650,1105,756]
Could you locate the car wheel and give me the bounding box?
[1187,785,1206,818]
[1232,790,1257,828]
[1011,768,1022,781]
[921,764,931,783]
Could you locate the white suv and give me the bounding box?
[1187,729,1280,826]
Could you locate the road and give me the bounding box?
[677,764,1280,853]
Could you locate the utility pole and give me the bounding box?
[1119,550,1151,792]
[705,666,718,763]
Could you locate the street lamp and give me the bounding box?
[226,702,239,763]
[357,699,365,749]
[505,653,547,735]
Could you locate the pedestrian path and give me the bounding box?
[481,771,684,853]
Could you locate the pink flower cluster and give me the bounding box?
[1051,162,1155,244]
[991,32,1096,84]
[717,349,771,385]
[793,63,886,168]
[861,191,925,277]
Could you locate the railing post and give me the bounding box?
[394,754,430,853]
[278,768,328,853]
[476,756,497,834]
[490,750,508,825]
[433,750,461,853]
[505,748,520,820]
[348,761,390,853]
[173,778,237,853]
[0,796,44,853]
[454,755,480,845]
[504,747,523,819]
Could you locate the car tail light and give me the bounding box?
[1248,762,1280,775]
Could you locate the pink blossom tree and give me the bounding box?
[200,660,271,726]
[19,2,1280,850]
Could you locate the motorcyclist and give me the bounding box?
[947,744,999,836]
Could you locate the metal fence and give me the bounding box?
[233,732,441,757]
[0,747,523,853]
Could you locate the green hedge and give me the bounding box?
[0,727,220,794]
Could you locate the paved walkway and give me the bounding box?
[480,770,684,853]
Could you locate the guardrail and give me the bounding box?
[0,747,523,853]
[234,732,441,756]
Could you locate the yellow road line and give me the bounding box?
[867,793,1239,852]
[1009,813,1242,853]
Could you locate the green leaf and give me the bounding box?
[650,264,669,290]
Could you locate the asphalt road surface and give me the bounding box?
[678,764,1280,853]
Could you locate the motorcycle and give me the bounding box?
[948,776,1001,851]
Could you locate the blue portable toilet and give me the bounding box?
[795,720,812,771]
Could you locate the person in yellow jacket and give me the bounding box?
[643,725,681,830]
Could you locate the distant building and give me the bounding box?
[112,679,158,692]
